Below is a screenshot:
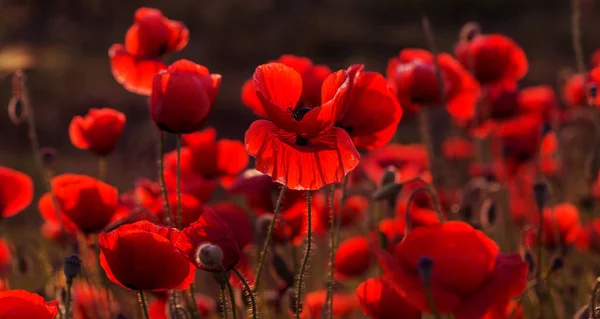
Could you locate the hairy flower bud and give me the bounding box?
[196,243,223,270]
[63,255,82,284]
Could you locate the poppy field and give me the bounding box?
[2,1,600,319]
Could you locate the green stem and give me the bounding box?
[591,277,600,319]
[64,279,73,319]
[223,272,237,319]
[220,288,229,319]
[98,156,107,181]
[254,186,287,292]
[189,281,201,319]
[138,290,150,319]
[326,185,335,319]
[233,267,257,319]
[158,132,172,227]
[176,134,182,230]
[295,190,312,319]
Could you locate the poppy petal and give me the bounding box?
[109,44,166,96]
[0,167,34,218]
[241,79,267,118]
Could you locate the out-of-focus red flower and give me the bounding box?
[52,174,119,234]
[334,236,373,280]
[211,202,253,249]
[527,203,581,249]
[386,49,480,122]
[299,289,360,319]
[0,238,11,275]
[0,290,59,319]
[133,178,162,209]
[150,59,221,133]
[148,294,216,319]
[109,7,188,95]
[578,218,600,253]
[376,221,528,318]
[395,181,442,228]
[182,127,248,188]
[337,64,402,149]
[99,221,195,291]
[245,63,360,190]
[72,282,120,319]
[455,34,527,85]
[356,277,421,319]
[69,108,126,156]
[540,132,559,176]
[441,137,474,159]
[40,221,73,245]
[154,193,204,229]
[0,167,33,218]
[174,209,240,272]
[563,73,587,107]
[313,190,368,234]
[163,148,217,203]
[242,55,332,118]
[362,143,429,184]
[378,217,405,250]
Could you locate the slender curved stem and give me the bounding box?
[138,290,150,319]
[219,288,229,319]
[571,0,586,75]
[98,156,107,181]
[176,134,182,230]
[591,277,600,319]
[226,280,237,319]
[233,267,257,319]
[189,282,201,319]
[404,183,445,237]
[326,185,336,319]
[64,279,73,319]
[158,132,172,227]
[254,186,287,292]
[295,190,312,319]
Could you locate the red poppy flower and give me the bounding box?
[163,148,217,203]
[0,290,59,319]
[109,8,188,96]
[0,167,33,218]
[245,63,360,190]
[69,108,126,156]
[313,190,368,234]
[337,64,402,149]
[182,127,249,187]
[356,277,421,319]
[133,178,162,209]
[0,238,11,275]
[299,289,360,319]
[51,174,119,234]
[148,294,216,319]
[362,143,429,184]
[376,221,528,318]
[563,73,587,107]
[394,180,442,227]
[150,59,221,133]
[386,49,480,122]
[242,55,332,118]
[99,221,195,291]
[455,34,528,85]
[211,202,253,249]
[334,236,373,280]
[527,203,581,249]
[441,137,474,159]
[174,209,240,272]
[154,193,204,229]
[38,192,78,234]
[72,282,120,319]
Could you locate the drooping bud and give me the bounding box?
[196,243,223,270]
[63,255,82,284]
[417,255,433,283]
[381,166,397,186]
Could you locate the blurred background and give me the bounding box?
[0,0,599,225]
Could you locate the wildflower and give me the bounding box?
[356,277,421,319]
[0,290,59,319]
[334,236,373,280]
[0,167,33,218]
[69,108,126,156]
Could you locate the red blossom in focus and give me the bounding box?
[337,64,402,149]
[0,289,59,319]
[0,167,33,218]
[361,143,430,184]
[109,8,188,95]
[174,209,240,272]
[313,189,368,234]
[455,33,528,85]
[334,236,373,280]
[242,55,332,118]
[150,60,221,133]
[375,221,528,318]
[356,277,421,319]
[386,49,480,122]
[52,174,119,234]
[99,221,195,291]
[298,289,360,319]
[69,108,126,156]
[245,62,360,190]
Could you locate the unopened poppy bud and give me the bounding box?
[196,243,223,270]
[63,255,82,284]
[381,166,397,186]
[533,181,548,211]
[417,255,433,283]
[459,21,481,42]
[524,250,535,274]
[550,256,564,272]
[40,147,57,166]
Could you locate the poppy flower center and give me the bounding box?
[290,101,314,122]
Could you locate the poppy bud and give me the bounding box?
[550,255,564,272]
[417,255,433,283]
[381,166,397,186]
[40,147,57,166]
[533,181,548,211]
[63,255,82,284]
[150,59,221,133]
[196,243,223,270]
